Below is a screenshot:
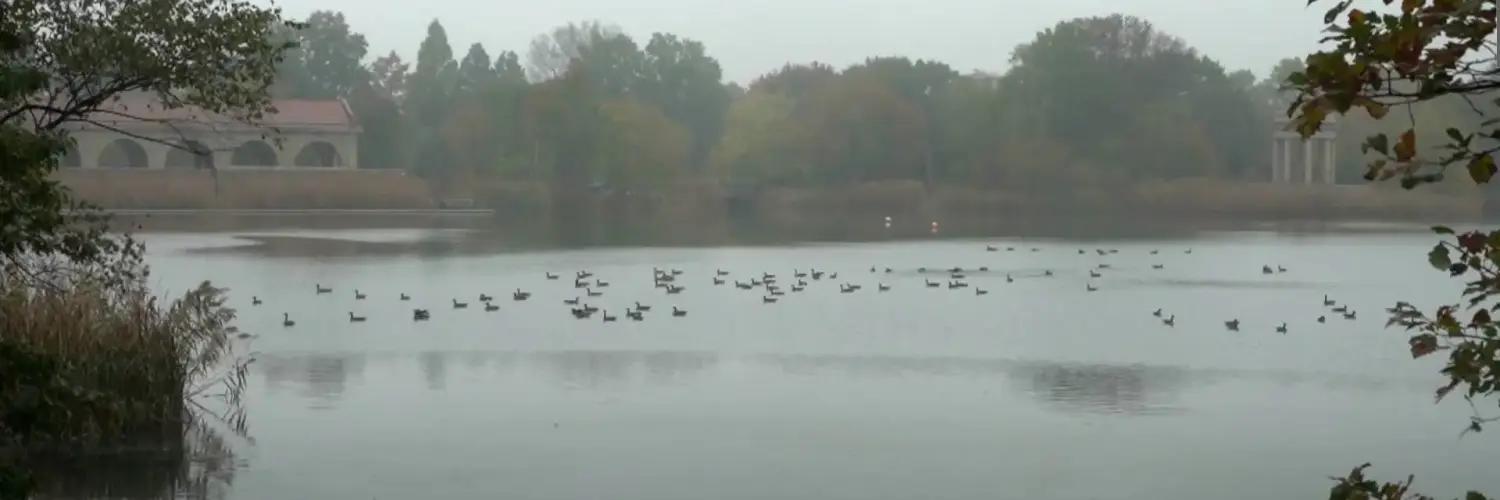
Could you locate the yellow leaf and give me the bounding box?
[1348,9,1366,25]
[1394,129,1417,161]
[1467,154,1496,183]
[1355,97,1389,119]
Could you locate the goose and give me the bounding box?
[1343,310,1357,320]
[713,277,725,285]
[769,289,785,296]
[1317,315,1326,323]
[571,307,594,319]
[315,284,332,294]
[574,280,589,289]
[1152,308,1162,318]
[412,309,430,321]
[975,288,988,296]
[1006,274,1014,283]
[980,267,989,272]
[602,311,617,322]
[595,279,610,287]
[1185,248,1193,254]
[1277,266,1287,273]
[1262,265,1273,275]
[563,297,580,305]
[582,304,599,313]
[878,283,890,292]
[348,312,366,322]
[925,279,941,288]
[577,270,594,279]
[1043,270,1053,276]
[1097,263,1111,269]
[545,272,559,280]
[716,269,730,276]
[791,285,805,292]
[1275,323,1288,334]
[1162,315,1176,327]
[452,299,469,309]
[811,270,825,280]
[828,272,839,279]
[1331,305,1348,313]
[947,281,965,289]
[1323,295,1335,306]
[479,293,494,302]
[796,270,809,278]
[1088,270,1102,278]
[665,285,684,294]
[735,281,753,290]
[1151,264,1164,269]
[1086,283,1098,292]
[1078,249,1085,254]
[626,310,644,321]
[251,296,262,305]
[986,245,999,252]
[950,272,966,279]
[840,284,856,293]
[513,289,531,301]
[672,306,687,317]
[634,301,651,312]
[1224,319,1240,331]
[763,296,778,303]
[282,313,295,327]
[400,293,411,301]
[586,288,602,297]
[1031,248,1040,252]
[354,290,367,300]
[1008,247,1016,252]
[484,303,499,312]
[1150,249,1159,255]
[750,278,763,286]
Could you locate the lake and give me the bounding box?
[89,222,1500,499]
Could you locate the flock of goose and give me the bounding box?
[248,243,1359,334]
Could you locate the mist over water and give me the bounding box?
[63,217,1499,500]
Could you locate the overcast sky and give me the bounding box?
[268,0,1334,84]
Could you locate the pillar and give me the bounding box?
[1271,139,1280,182]
[1323,139,1336,184]
[1281,138,1292,183]
[1303,139,1314,184]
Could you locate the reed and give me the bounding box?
[0,274,244,452]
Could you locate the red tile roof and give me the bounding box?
[74,97,356,130]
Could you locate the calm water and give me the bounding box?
[115,227,1499,499]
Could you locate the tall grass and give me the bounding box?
[57,168,434,209]
[0,272,245,452]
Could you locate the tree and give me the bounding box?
[524,21,623,82]
[1,0,293,273]
[637,33,730,170]
[406,20,460,185]
[1288,1,1500,498]
[458,43,497,92]
[293,11,369,99]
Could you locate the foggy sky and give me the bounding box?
[267,0,1332,83]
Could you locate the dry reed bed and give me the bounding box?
[0,279,236,450]
[57,169,435,210]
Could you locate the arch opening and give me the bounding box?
[231,140,279,167]
[97,138,148,168]
[293,141,343,167]
[165,141,215,169]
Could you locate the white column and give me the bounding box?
[1271,139,1279,182]
[1324,139,1336,184]
[1281,138,1292,183]
[1302,139,1314,184]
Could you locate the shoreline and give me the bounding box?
[82,208,496,216]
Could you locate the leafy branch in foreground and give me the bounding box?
[1287,1,1500,499]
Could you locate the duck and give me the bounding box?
[1224,319,1240,331]
[452,299,469,309]
[672,306,687,317]
[282,313,295,327]
[348,312,366,322]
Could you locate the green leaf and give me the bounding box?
[1434,225,1455,235]
[1430,244,1452,270]
[1447,127,1465,142]
[1468,154,1497,183]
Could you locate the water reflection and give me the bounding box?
[259,354,364,409]
[28,425,237,500]
[1016,362,1188,416]
[419,351,446,391]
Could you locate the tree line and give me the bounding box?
[275,13,1360,194]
